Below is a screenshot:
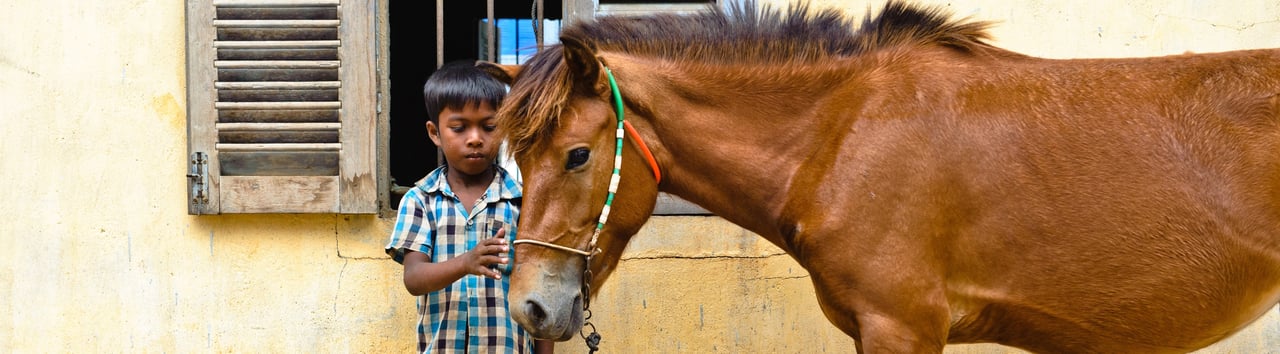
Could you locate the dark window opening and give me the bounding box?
[389,1,563,199]
[600,0,710,3]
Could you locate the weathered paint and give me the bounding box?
[0,0,1275,352]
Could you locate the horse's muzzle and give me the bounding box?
[510,263,586,341]
[517,291,583,341]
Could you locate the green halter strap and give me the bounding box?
[590,66,626,249]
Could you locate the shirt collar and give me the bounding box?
[416,165,522,201]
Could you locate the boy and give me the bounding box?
[386,61,551,353]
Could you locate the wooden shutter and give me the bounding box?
[186,0,376,214]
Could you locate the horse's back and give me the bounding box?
[945,48,1280,352]
[812,47,1280,352]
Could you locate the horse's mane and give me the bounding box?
[568,0,993,64]
[499,0,994,156]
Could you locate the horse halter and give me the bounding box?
[512,66,661,256]
[510,66,660,352]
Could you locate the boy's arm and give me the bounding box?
[534,339,554,354]
[402,236,509,295]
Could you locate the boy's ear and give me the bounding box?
[425,121,442,147]
[476,61,521,85]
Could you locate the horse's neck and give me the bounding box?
[637,61,855,242]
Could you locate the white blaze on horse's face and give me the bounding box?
[508,98,617,341]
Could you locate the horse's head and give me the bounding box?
[480,36,661,340]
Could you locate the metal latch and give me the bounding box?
[187,152,209,206]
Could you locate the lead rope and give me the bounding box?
[580,253,601,353]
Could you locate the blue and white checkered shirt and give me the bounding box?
[386,165,531,354]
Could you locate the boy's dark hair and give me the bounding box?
[423,60,507,124]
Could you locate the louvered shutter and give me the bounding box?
[186,0,376,214]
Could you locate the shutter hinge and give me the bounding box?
[376,67,384,114]
[187,152,210,207]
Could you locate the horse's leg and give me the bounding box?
[803,235,951,353]
[814,276,951,354]
[854,308,948,353]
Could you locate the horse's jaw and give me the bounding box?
[510,260,585,341]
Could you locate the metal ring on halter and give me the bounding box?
[580,320,601,353]
[580,321,598,339]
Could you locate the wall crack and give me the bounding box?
[334,259,347,317]
[335,216,385,260]
[1154,14,1279,32]
[620,252,790,261]
[748,275,810,281]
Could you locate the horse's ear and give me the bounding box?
[560,36,601,91]
[475,61,520,85]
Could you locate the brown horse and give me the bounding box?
[480,1,1280,352]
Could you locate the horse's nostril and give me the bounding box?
[525,300,547,326]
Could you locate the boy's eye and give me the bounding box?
[484,125,497,132]
[565,148,590,170]
[450,126,465,133]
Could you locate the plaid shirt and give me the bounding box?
[386,165,531,354]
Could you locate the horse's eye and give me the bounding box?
[566,148,590,170]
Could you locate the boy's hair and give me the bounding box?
[423,60,507,124]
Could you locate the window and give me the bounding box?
[567,0,716,22]
[487,18,562,65]
[186,0,712,215]
[387,1,563,205]
[185,0,378,214]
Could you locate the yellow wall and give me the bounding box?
[0,0,1276,352]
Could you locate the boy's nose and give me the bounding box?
[465,130,485,146]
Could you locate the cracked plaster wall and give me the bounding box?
[1,0,1277,352]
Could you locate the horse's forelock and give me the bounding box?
[498,45,574,158]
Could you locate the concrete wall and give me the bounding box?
[0,0,1276,352]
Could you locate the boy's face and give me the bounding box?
[426,102,500,178]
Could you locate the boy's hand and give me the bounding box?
[464,227,509,279]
